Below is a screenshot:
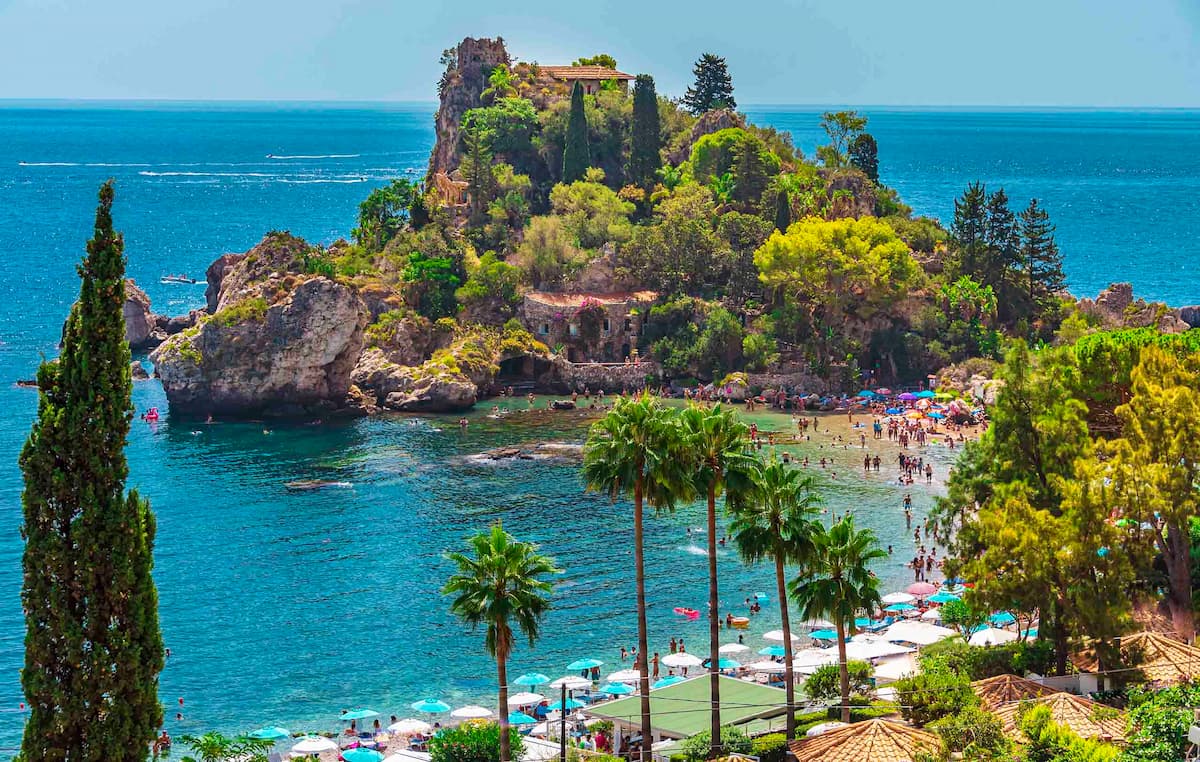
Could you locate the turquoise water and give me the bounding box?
[0,103,1198,746]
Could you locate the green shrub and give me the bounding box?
[893,660,977,727]
[750,732,787,762]
[924,706,1011,761]
[211,297,269,327]
[804,661,873,701]
[793,701,895,734]
[679,726,752,762]
[428,722,524,762]
[920,637,1056,681]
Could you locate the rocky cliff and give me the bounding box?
[1076,282,1191,333]
[426,37,510,179]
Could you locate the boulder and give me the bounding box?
[205,253,246,313]
[130,361,150,380]
[384,374,477,412]
[151,276,368,417]
[1180,306,1200,328]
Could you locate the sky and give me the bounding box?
[1,0,1198,106]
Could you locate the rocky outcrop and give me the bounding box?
[1180,306,1200,328]
[205,253,245,313]
[130,361,150,380]
[823,168,877,219]
[426,37,510,179]
[1076,283,1191,333]
[123,280,158,348]
[351,348,477,412]
[151,275,369,418]
[667,109,745,165]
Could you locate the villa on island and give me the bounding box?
[521,290,657,363]
[539,65,635,94]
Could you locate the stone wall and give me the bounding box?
[554,359,661,393]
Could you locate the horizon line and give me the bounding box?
[0,97,1198,112]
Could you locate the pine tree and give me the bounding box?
[1021,198,1066,307]
[848,133,879,182]
[774,190,791,232]
[562,82,590,183]
[627,74,662,189]
[682,53,736,115]
[951,182,989,279]
[20,181,164,761]
[460,125,497,225]
[731,135,769,212]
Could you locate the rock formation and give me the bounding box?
[426,37,510,179]
[205,253,245,313]
[1076,282,1191,333]
[123,279,159,348]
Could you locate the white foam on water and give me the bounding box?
[18,162,79,166]
[266,153,361,160]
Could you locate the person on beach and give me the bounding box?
[652,652,660,679]
[925,463,934,483]
[678,638,685,652]
[669,637,677,653]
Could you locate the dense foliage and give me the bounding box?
[428,722,525,762]
[682,53,736,114]
[20,182,164,761]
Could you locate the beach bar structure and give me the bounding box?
[584,675,789,752]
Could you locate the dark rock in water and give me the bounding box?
[166,312,200,335]
[130,361,150,380]
[285,479,353,491]
[551,400,576,410]
[480,447,534,461]
[16,379,37,389]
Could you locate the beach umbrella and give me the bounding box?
[703,657,742,669]
[653,675,686,688]
[806,721,848,737]
[607,668,642,682]
[719,643,749,654]
[548,675,592,690]
[884,620,956,646]
[248,726,291,741]
[791,648,839,670]
[928,591,961,604]
[915,390,936,398]
[882,592,916,604]
[989,611,1017,626]
[451,705,494,719]
[508,711,538,725]
[343,749,385,762]
[875,388,893,395]
[745,660,786,672]
[546,698,586,711]
[758,645,786,657]
[506,692,544,706]
[340,709,381,721]
[388,719,431,734]
[884,602,916,612]
[513,672,551,686]
[854,616,873,628]
[921,608,942,621]
[841,637,914,661]
[884,407,903,415]
[898,392,917,401]
[291,736,339,754]
[661,653,703,668]
[809,629,840,641]
[927,412,946,420]
[410,698,451,714]
[856,390,877,398]
[566,658,603,671]
[599,682,635,695]
[968,627,1019,647]
[764,628,806,641]
[906,582,937,596]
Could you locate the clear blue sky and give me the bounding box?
[2,0,1198,106]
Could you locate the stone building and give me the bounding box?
[521,290,657,362]
[539,65,635,95]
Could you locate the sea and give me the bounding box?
[0,102,1197,748]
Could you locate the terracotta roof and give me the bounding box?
[788,719,939,762]
[992,692,1127,743]
[540,65,634,81]
[1072,631,1200,684]
[525,290,658,308]
[971,674,1057,710]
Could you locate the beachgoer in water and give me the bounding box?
[669,637,677,653]
[620,646,628,661]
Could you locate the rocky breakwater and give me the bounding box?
[151,233,370,418]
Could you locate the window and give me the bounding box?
[624,318,632,332]
[602,318,611,335]
[539,323,549,335]
[569,323,579,336]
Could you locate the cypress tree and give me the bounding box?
[774,190,791,232]
[682,53,736,115]
[848,133,879,182]
[627,74,661,189]
[731,134,769,211]
[562,82,590,183]
[20,181,164,761]
[1021,198,1066,306]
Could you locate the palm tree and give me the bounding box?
[443,523,560,762]
[679,403,754,758]
[482,63,518,102]
[179,732,272,762]
[789,515,885,722]
[583,394,692,762]
[728,455,822,740]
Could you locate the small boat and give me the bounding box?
[729,616,750,629]
[550,400,576,411]
[673,607,700,620]
[161,275,198,285]
[285,479,352,491]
